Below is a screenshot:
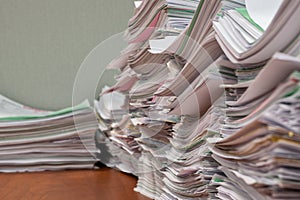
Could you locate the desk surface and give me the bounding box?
[0,168,150,200]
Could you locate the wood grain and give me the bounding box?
[0,168,150,200]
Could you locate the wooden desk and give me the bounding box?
[0,168,151,200]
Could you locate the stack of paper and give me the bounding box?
[107,0,200,71]
[213,0,300,136]
[131,1,231,199]
[221,0,245,10]
[156,105,225,199]
[209,72,300,199]
[220,53,300,137]
[97,0,234,199]
[0,95,98,172]
[214,0,300,64]
[96,0,300,199]
[127,0,200,43]
[97,0,204,177]
[153,0,244,97]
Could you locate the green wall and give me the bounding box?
[0,0,134,110]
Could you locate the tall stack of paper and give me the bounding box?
[97,0,230,199]
[95,0,199,175]
[0,95,98,172]
[130,1,249,196]
[96,0,300,199]
[96,0,203,175]
[204,0,300,199]
[133,1,227,199]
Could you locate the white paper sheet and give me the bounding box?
[134,1,142,8]
[149,36,178,54]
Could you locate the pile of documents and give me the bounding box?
[96,0,300,199]
[209,71,300,199]
[220,53,300,137]
[96,0,205,176]
[215,0,300,137]
[0,95,98,172]
[107,0,200,71]
[207,0,300,199]
[97,0,231,199]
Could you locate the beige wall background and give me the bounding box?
[0,0,134,110]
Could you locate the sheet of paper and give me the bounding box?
[149,36,178,54]
[134,1,142,8]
